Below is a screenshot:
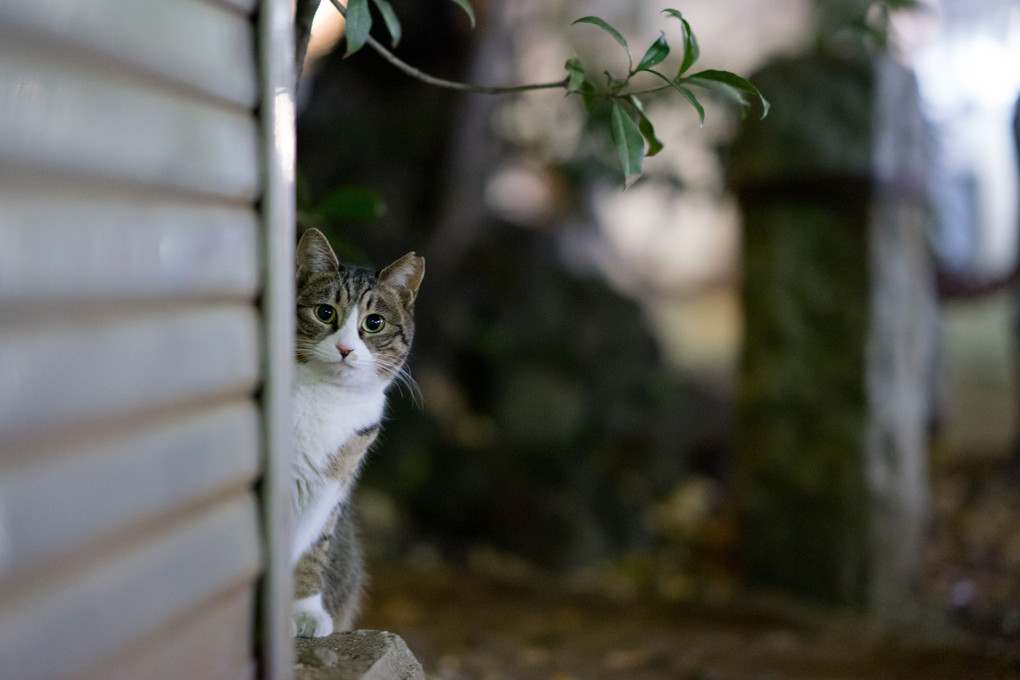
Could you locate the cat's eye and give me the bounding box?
[361,314,385,333]
[314,304,337,323]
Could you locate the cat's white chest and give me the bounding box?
[291,365,385,560]
[292,366,385,468]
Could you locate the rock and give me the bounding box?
[298,647,340,668]
[295,630,425,680]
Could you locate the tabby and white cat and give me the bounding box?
[291,228,424,638]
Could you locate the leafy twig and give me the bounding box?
[327,0,568,94]
[324,0,769,185]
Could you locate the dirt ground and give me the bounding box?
[354,461,1020,680]
[358,563,1018,680]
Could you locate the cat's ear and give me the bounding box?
[296,228,339,281]
[379,252,425,304]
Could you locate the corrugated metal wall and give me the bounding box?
[0,0,294,678]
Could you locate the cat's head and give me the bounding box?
[295,228,424,391]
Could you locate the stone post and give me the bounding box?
[730,54,935,614]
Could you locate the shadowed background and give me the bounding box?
[295,0,1020,674]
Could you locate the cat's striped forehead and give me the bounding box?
[297,264,408,320]
[298,264,364,306]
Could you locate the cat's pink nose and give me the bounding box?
[337,345,353,358]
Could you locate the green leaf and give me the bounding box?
[572,16,631,69]
[680,20,699,74]
[627,95,664,157]
[344,0,372,56]
[610,100,645,184]
[685,69,770,117]
[318,186,387,221]
[684,78,751,119]
[635,32,669,72]
[565,58,585,92]
[675,84,705,125]
[643,68,704,125]
[579,80,597,110]
[604,70,627,93]
[638,116,663,157]
[370,0,401,47]
[447,0,476,29]
[662,9,698,75]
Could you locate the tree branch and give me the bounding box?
[327,0,568,95]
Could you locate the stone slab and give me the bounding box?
[294,630,425,680]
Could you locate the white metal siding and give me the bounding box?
[0,0,258,108]
[0,309,260,439]
[0,0,294,678]
[0,38,259,198]
[0,191,260,302]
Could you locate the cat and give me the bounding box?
[291,227,424,638]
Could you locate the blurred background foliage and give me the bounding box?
[296,0,1020,634]
[297,0,761,576]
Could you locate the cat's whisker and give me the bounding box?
[371,356,423,407]
[370,355,403,375]
[369,356,391,373]
[395,370,424,407]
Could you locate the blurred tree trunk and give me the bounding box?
[730,54,935,615]
[425,0,513,275]
[295,0,320,82]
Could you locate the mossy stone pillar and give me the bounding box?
[730,54,934,613]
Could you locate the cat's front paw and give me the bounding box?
[293,608,334,638]
[293,594,334,638]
